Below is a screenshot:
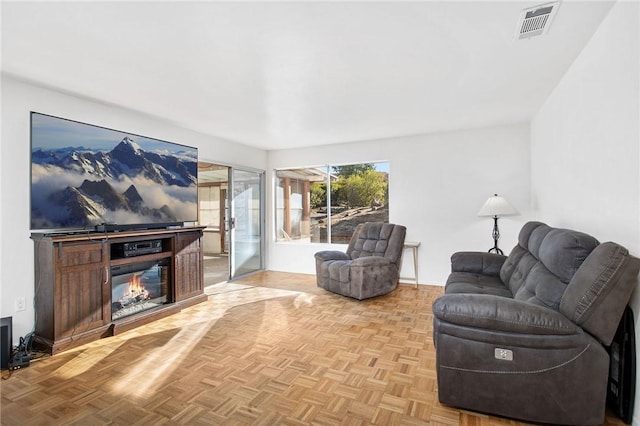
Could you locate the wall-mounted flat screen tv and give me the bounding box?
[30,112,198,232]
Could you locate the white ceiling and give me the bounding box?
[1,1,615,150]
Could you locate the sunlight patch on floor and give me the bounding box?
[110,319,216,399]
[107,285,311,399]
[49,283,316,395]
[53,341,126,379]
[205,282,249,295]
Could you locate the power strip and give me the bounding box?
[10,353,31,370]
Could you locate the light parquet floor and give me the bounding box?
[0,271,629,425]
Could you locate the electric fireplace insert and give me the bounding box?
[111,259,170,321]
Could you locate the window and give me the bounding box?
[276,162,389,244]
[199,185,222,229]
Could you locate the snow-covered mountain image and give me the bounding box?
[31,113,198,230]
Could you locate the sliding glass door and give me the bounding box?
[229,168,264,278]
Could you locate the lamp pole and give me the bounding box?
[488,215,503,255]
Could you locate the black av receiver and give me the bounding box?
[112,240,163,258]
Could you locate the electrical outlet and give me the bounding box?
[15,297,26,312]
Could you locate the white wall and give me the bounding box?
[531,1,640,424]
[531,3,639,252]
[267,123,531,285]
[0,74,267,343]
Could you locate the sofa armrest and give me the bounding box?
[451,251,506,276]
[315,250,350,262]
[432,294,580,336]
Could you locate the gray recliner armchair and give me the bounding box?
[315,222,406,300]
[433,221,640,425]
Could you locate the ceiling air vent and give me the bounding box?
[516,2,560,40]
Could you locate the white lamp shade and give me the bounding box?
[477,194,518,217]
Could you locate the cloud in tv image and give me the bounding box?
[31,113,198,230]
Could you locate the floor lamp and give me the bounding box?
[477,194,518,255]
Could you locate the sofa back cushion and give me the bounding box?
[499,221,549,290]
[500,222,599,310]
[347,222,406,266]
[560,242,640,345]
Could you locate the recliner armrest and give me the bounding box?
[432,294,580,335]
[315,251,350,262]
[451,252,506,276]
[350,256,393,268]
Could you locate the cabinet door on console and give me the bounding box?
[55,242,110,338]
[174,231,204,301]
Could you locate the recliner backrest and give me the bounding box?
[500,221,599,310]
[347,222,406,266]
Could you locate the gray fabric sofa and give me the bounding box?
[315,222,406,300]
[432,221,640,425]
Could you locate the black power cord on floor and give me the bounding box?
[2,333,49,380]
[11,335,33,369]
[2,335,32,380]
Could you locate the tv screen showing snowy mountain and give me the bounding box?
[30,112,198,231]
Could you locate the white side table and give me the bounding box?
[400,241,420,288]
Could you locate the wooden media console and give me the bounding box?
[31,227,207,354]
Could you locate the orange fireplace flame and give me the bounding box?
[126,274,149,300]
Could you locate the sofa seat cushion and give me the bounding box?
[445,272,513,298]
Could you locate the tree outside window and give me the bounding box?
[276,162,389,244]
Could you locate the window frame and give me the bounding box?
[275,162,389,245]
